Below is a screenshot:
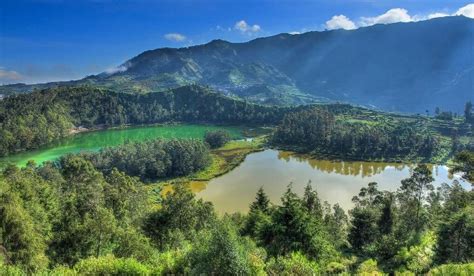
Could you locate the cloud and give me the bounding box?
[322,3,474,33]
[427,12,450,19]
[0,67,23,83]
[455,3,474,18]
[234,20,261,34]
[325,15,356,30]
[360,8,412,26]
[164,33,187,42]
[105,65,128,75]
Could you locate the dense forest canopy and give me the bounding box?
[271,108,438,161]
[1,84,472,163]
[0,85,287,156]
[0,149,472,274]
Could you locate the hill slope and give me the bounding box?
[1,16,473,112]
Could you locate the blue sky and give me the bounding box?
[1,0,473,84]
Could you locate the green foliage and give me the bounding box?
[261,185,337,262]
[428,263,474,275]
[272,107,441,161]
[0,85,286,156]
[73,255,150,275]
[83,138,211,181]
[395,231,437,274]
[143,183,216,249]
[356,258,383,275]
[187,219,262,275]
[435,206,474,264]
[451,151,474,183]
[266,252,320,276]
[204,129,231,148]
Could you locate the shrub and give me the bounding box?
[428,263,474,275]
[356,259,383,275]
[325,261,347,274]
[73,255,150,275]
[266,252,320,276]
[204,130,231,148]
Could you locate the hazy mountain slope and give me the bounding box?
[1,16,473,112]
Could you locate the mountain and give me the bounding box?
[1,16,473,113]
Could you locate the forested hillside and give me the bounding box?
[0,85,287,156]
[1,84,472,162]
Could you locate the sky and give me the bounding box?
[1,0,473,84]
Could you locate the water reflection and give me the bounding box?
[197,149,462,214]
[276,151,449,178]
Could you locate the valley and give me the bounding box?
[1,3,473,274]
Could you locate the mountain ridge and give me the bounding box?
[1,16,473,113]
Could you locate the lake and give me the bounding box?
[0,124,245,168]
[196,149,467,213]
[1,126,467,214]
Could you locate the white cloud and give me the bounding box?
[164,33,187,42]
[325,15,356,30]
[105,65,128,75]
[455,3,474,18]
[360,8,412,26]
[289,31,301,35]
[234,20,261,34]
[427,12,450,19]
[0,67,23,82]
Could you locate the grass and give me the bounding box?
[156,136,267,197]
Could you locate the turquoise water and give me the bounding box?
[0,124,244,168]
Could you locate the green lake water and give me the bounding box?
[1,125,468,214]
[0,124,244,168]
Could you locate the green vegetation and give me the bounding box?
[0,149,472,274]
[80,139,211,182]
[0,85,286,156]
[204,130,231,149]
[271,106,473,162]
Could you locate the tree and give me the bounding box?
[143,183,215,249]
[303,181,323,220]
[464,101,473,123]
[249,187,270,214]
[204,130,231,148]
[398,164,434,234]
[450,151,474,183]
[349,183,383,253]
[262,185,335,260]
[187,219,256,275]
[436,206,474,263]
[244,187,272,239]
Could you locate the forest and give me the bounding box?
[1,85,472,163]
[0,145,472,275]
[0,85,473,275]
[0,85,288,156]
[79,139,211,182]
[271,108,438,161]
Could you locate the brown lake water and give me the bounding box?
[197,149,467,213]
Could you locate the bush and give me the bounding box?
[356,259,383,275]
[325,261,348,274]
[73,255,150,275]
[204,130,231,148]
[428,263,474,275]
[395,231,436,274]
[266,252,320,276]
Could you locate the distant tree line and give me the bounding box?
[271,107,439,161]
